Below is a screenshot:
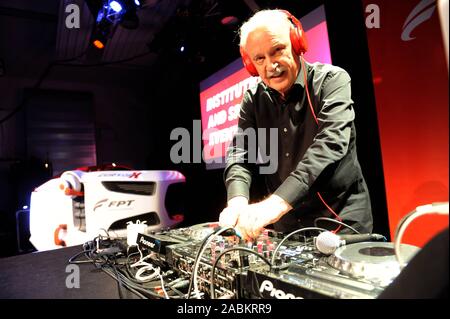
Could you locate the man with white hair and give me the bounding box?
[219,9,373,241]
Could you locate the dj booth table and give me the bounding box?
[0,228,447,299]
[0,245,136,299]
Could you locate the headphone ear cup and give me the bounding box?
[240,47,259,76]
[290,25,308,55]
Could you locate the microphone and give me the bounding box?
[315,231,386,255]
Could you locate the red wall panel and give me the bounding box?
[363,0,448,247]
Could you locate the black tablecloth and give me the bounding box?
[0,245,135,299]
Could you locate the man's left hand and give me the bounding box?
[235,195,292,241]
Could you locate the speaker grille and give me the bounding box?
[101,181,155,196]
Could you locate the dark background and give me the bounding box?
[0,0,389,257]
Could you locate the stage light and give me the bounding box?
[180,46,185,52]
[98,0,141,29]
[221,16,239,26]
[93,39,105,49]
[109,1,123,13]
[96,11,104,23]
[90,0,143,50]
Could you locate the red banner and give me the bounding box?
[363,0,448,246]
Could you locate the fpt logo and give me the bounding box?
[94,199,135,211]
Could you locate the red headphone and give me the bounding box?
[240,10,308,76]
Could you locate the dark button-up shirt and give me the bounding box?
[224,61,373,233]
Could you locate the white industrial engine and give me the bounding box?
[29,168,185,251]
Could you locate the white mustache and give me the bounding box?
[266,65,286,78]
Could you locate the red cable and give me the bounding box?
[301,55,319,125]
[301,54,341,233]
[316,192,342,233]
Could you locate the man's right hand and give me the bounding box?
[218,196,248,228]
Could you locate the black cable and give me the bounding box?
[111,260,125,299]
[186,231,215,299]
[99,254,163,299]
[68,247,108,266]
[125,255,141,281]
[270,227,326,265]
[113,268,168,299]
[186,227,232,299]
[120,247,178,298]
[101,268,148,299]
[210,247,271,299]
[167,284,186,298]
[313,217,361,234]
[69,238,170,299]
[91,254,110,269]
[68,249,95,264]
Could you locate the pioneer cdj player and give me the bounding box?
[245,241,419,299]
[133,222,420,299]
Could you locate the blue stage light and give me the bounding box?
[110,1,123,13]
[96,11,104,22]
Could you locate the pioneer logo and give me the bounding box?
[259,280,302,299]
[138,236,155,249]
